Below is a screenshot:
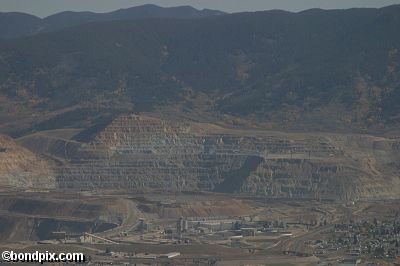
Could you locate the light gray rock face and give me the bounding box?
[55,115,400,201]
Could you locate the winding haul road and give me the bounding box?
[96,198,141,238]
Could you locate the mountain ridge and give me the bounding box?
[0,4,226,39]
[0,5,400,136]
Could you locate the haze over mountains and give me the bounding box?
[0,4,225,39]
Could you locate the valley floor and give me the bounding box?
[1,190,400,265]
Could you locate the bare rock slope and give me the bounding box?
[0,135,55,189]
[54,114,400,200]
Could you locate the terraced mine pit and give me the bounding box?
[1,114,395,201]
[24,114,394,201]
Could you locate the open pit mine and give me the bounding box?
[5,114,399,201]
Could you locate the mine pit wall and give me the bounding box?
[242,159,365,200]
[18,134,82,162]
[55,115,400,201]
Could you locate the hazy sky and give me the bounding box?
[1,0,400,18]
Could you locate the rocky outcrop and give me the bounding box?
[54,114,400,200]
